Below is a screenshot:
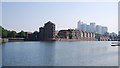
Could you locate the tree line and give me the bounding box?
[0,26,26,38]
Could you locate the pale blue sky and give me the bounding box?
[2,2,118,34]
[1,0,119,2]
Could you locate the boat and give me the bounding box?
[111,42,120,46]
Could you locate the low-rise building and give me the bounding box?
[57,29,96,41]
[25,31,39,40]
[99,35,109,41]
[95,34,110,41]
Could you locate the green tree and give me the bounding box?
[16,30,26,38]
[2,28,8,38]
[7,31,17,38]
[69,32,73,39]
[33,31,38,34]
[33,31,39,38]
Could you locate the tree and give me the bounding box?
[2,28,8,38]
[16,30,26,38]
[33,31,38,34]
[7,31,17,38]
[95,33,101,40]
[33,31,39,38]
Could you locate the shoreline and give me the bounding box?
[0,38,118,43]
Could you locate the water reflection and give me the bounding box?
[38,41,56,66]
[2,41,118,66]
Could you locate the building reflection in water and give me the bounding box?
[38,41,56,66]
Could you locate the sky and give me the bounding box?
[1,0,119,2]
[1,1,119,34]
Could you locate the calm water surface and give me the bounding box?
[2,41,118,66]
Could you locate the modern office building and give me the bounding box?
[90,22,96,32]
[78,20,91,32]
[102,26,108,34]
[81,23,87,31]
[86,25,90,32]
[77,20,83,31]
[77,20,108,35]
[96,25,102,34]
[78,20,87,32]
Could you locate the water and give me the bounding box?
[2,41,118,66]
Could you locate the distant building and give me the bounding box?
[25,31,39,40]
[25,32,33,39]
[96,25,102,34]
[39,21,55,40]
[77,20,108,35]
[58,30,70,39]
[25,20,110,41]
[81,23,87,32]
[102,26,108,34]
[58,29,76,39]
[90,22,96,32]
[95,34,110,41]
[39,27,44,40]
[110,32,117,37]
[57,29,96,41]
[86,25,90,32]
[77,20,83,31]
[99,35,110,41]
[77,20,87,32]
[26,21,55,41]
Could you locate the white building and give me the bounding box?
[77,20,87,31]
[77,20,108,35]
[77,20,83,31]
